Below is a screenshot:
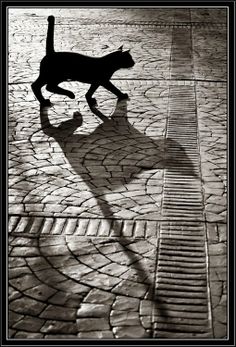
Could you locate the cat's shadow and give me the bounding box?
[40,100,198,225]
[39,101,198,329]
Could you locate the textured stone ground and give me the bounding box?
[8,7,227,340]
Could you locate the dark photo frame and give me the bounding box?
[1,1,235,346]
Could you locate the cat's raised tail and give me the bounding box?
[46,15,55,55]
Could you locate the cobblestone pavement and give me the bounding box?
[8,7,227,340]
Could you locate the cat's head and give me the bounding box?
[115,45,135,68]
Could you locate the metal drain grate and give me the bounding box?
[162,86,203,221]
[154,222,211,338]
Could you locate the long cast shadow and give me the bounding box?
[39,101,199,336]
[40,100,198,215]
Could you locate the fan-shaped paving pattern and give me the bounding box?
[9,229,158,338]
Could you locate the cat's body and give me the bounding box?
[32,16,135,107]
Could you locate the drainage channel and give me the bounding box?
[153,221,212,338]
[153,84,212,337]
[152,13,213,337]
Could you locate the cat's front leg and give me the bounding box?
[117,93,129,101]
[86,97,97,107]
[86,84,99,107]
[102,81,129,101]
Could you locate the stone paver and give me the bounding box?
[7,7,227,340]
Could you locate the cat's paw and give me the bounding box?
[40,99,52,107]
[118,93,129,101]
[88,98,97,107]
[67,91,75,99]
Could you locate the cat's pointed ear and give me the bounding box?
[118,45,123,51]
[125,49,130,53]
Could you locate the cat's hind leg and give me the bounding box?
[31,76,51,107]
[46,84,75,100]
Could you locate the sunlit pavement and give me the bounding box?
[8,8,227,339]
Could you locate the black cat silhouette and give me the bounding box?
[31,16,135,107]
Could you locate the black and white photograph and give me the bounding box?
[2,1,234,344]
